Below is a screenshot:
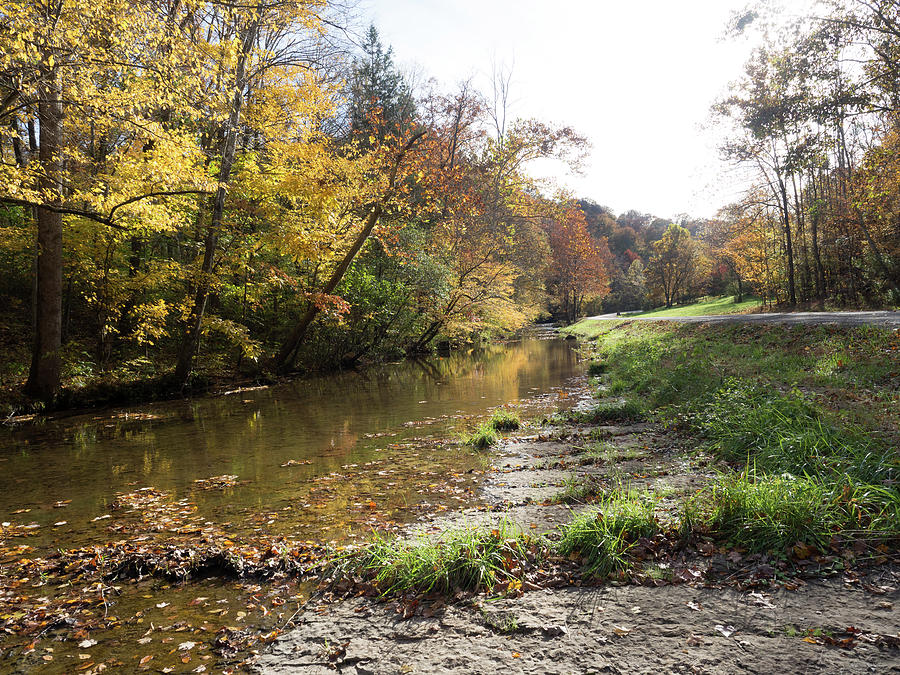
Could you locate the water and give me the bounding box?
[0,332,585,671]
[1,332,583,541]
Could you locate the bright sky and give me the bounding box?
[365,0,817,220]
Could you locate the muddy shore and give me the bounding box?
[254,417,900,674]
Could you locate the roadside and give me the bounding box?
[588,310,900,327]
[254,320,900,674]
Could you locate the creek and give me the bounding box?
[0,330,586,672]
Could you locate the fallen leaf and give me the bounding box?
[714,625,735,638]
[78,639,97,649]
[612,625,631,636]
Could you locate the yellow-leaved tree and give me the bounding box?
[0,0,211,397]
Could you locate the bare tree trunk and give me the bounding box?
[810,173,824,300]
[779,180,797,305]
[24,76,64,399]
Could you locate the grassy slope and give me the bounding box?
[564,319,899,552]
[628,295,763,317]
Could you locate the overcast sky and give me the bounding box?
[363,0,817,220]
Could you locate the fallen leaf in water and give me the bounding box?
[512,652,521,658]
[178,641,196,651]
[612,625,631,636]
[78,639,97,648]
[687,601,701,611]
[139,655,153,665]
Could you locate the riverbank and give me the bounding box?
[254,418,899,674]
[1,322,897,672]
[254,319,899,673]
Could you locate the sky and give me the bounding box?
[363,0,817,220]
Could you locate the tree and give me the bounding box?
[348,25,415,140]
[0,0,209,397]
[545,203,611,322]
[646,224,703,307]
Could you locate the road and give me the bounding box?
[585,311,900,327]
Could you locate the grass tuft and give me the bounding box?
[337,521,537,596]
[555,490,658,576]
[464,422,501,449]
[704,472,840,552]
[489,409,521,431]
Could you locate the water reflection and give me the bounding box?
[0,334,583,545]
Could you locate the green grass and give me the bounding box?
[629,295,762,318]
[464,409,521,449]
[559,319,899,555]
[703,472,900,552]
[489,409,521,431]
[556,490,659,576]
[704,473,842,551]
[551,400,643,425]
[464,422,501,449]
[683,380,897,486]
[335,520,537,596]
[587,361,608,376]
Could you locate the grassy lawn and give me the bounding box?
[628,294,763,318]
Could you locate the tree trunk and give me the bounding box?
[174,19,259,387]
[780,181,797,305]
[24,76,64,399]
[273,204,383,371]
[810,174,824,300]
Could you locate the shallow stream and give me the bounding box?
[0,330,586,672]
